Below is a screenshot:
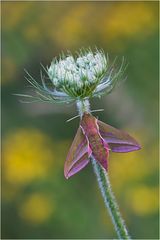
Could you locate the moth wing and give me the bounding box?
[98,120,141,152]
[64,127,91,179]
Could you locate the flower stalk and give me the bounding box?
[76,99,90,117]
[77,98,131,240]
[91,157,130,239]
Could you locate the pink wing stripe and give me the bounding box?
[65,154,90,179]
[106,143,140,152]
[98,120,141,153]
[67,143,89,170]
[64,127,91,179]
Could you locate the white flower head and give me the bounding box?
[19,48,126,103]
[47,49,110,97]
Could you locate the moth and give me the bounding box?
[64,112,141,179]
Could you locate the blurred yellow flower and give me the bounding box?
[2,2,32,30]
[104,2,157,41]
[19,193,54,224]
[126,186,159,215]
[2,129,55,186]
[54,4,92,47]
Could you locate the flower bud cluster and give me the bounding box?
[19,48,126,104]
[48,50,107,95]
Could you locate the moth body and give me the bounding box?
[80,112,109,170]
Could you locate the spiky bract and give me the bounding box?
[17,48,127,104]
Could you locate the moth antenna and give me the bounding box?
[90,109,104,113]
[66,114,80,122]
[66,109,104,122]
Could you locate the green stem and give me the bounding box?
[76,99,131,240]
[91,157,130,239]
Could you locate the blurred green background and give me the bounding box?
[2,1,159,239]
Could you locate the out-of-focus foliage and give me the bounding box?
[2,1,159,239]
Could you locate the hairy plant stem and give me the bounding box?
[76,99,131,240]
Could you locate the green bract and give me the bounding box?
[17,48,126,104]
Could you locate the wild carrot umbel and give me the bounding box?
[16,48,141,239]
